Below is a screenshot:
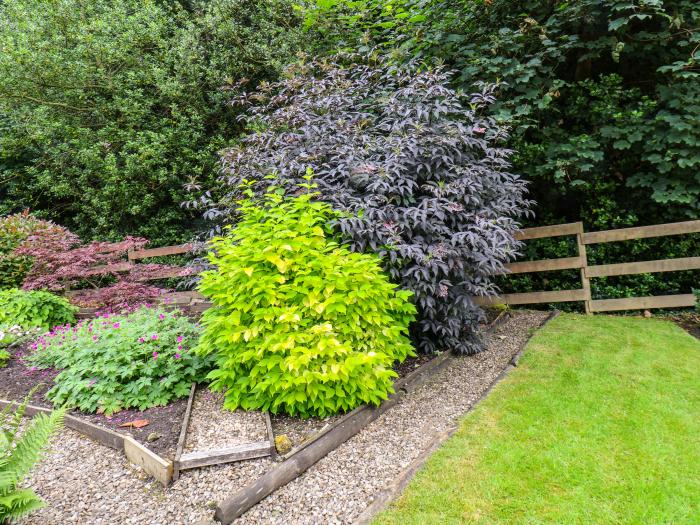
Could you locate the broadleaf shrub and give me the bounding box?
[195,189,416,418]
[0,212,74,290]
[200,57,531,354]
[0,0,303,244]
[28,305,212,415]
[0,289,76,331]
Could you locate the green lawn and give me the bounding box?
[375,314,700,525]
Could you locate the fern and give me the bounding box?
[0,393,64,523]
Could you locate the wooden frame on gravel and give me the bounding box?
[0,399,173,485]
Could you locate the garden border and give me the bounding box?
[0,398,173,485]
[353,309,561,524]
[172,382,197,481]
[213,349,454,523]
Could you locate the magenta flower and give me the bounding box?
[174,353,181,359]
[113,322,120,329]
[138,337,145,343]
[151,334,159,340]
[177,344,183,350]
[158,313,165,321]
[92,335,98,341]
[176,336,183,343]
[152,351,159,360]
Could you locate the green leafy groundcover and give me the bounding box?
[375,314,700,525]
[29,305,213,415]
[0,289,76,331]
[196,187,417,418]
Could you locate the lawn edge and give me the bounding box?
[354,309,561,525]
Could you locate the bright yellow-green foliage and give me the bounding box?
[375,314,700,525]
[196,188,416,418]
[0,289,76,331]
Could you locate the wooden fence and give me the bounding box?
[120,220,700,315]
[475,219,700,313]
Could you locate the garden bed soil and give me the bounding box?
[669,312,700,340]
[0,343,186,458]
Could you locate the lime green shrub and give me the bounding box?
[196,188,417,418]
[0,289,76,331]
[28,306,212,415]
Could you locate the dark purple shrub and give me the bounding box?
[197,57,532,354]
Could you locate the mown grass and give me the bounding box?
[375,314,700,525]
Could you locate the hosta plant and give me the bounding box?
[197,57,531,354]
[196,187,416,418]
[0,289,76,331]
[28,306,213,415]
[0,393,65,522]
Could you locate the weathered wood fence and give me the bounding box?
[119,219,700,315]
[475,219,700,313]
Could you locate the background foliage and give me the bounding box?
[305,0,700,304]
[0,0,303,244]
[196,188,416,417]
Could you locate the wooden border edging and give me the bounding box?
[264,412,277,461]
[173,382,197,481]
[178,442,271,470]
[0,398,173,486]
[214,351,454,524]
[352,309,562,525]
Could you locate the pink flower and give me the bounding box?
[176,336,183,343]
[113,322,120,329]
[174,353,181,359]
[151,334,159,340]
[158,313,165,321]
[152,351,159,360]
[92,335,98,341]
[177,344,183,350]
[138,337,145,343]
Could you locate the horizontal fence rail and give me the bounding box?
[77,220,699,316]
[482,219,700,313]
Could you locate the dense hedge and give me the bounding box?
[304,0,700,304]
[0,0,303,244]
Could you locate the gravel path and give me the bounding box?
[22,311,547,525]
[185,390,268,452]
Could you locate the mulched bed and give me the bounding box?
[0,343,186,458]
[670,312,700,340]
[21,310,549,525]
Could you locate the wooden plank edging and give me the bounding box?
[178,442,271,470]
[0,398,173,486]
[128,243,193,260]
[173,383,197,481]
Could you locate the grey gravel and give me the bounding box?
[21,310,547,525]
[184,389,268,452]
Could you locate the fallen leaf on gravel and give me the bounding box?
[119,419,150,428]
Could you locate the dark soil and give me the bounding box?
[0,343,186,459]
[669,313,700,340]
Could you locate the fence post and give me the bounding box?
[576,223,592,314]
